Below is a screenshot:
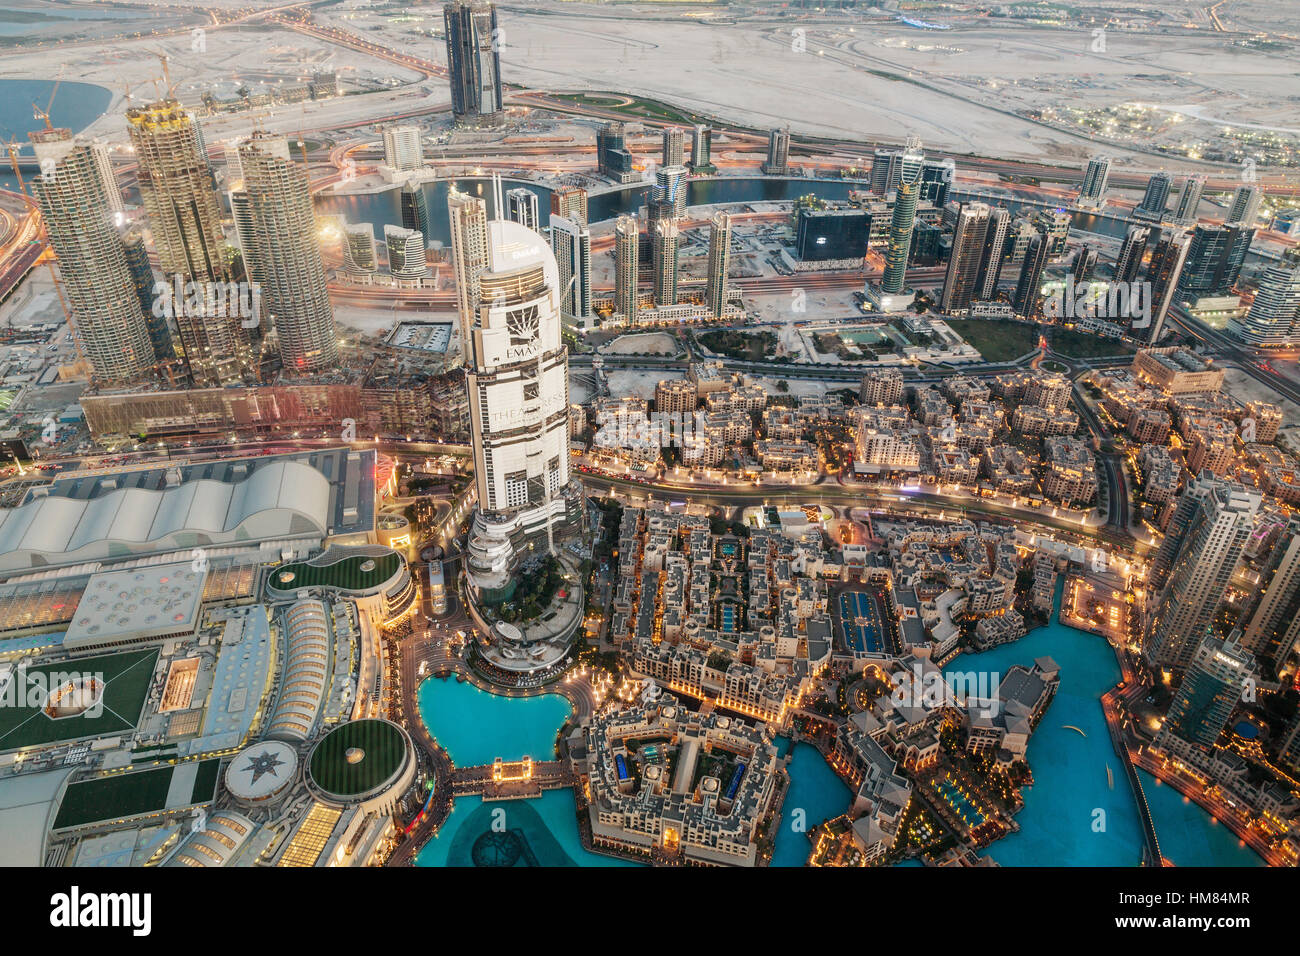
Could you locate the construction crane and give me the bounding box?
[31,69,64,132]
[4,139,26,196]
[152,51,183,100]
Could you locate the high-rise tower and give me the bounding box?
[651,219,679,308]
[1145,473,1261,672]
[1012,227,1051,319]
[705,211,732,319]
[381,125,423,171]
[506,187,539,231]
[1173,175,1205,224]
[940,202,991,314]
[1237,520,1300,668]
[127,101,227,283]
[128,100,249,386]
[1159,635,1253,752]
[237,133,338,375]
[1226,184,1262,227]
[30,129,154,386]
[614,215,639,323]
[975,206,1011,300]
[761,128,790,175]
[444,0,503,127]
[880,138,924,296]
[1228,247,1300,347]
[1077,155,1110,210]
[550,213,593,329]
[1135,172,1172,221]
[662,127,685,167]
[448,186,577,592]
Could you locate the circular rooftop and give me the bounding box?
[307,719,413,805]
[225,740,299,803]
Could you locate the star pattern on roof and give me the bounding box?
[242,748,286,786]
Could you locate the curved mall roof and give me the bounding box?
[0,460,330,573]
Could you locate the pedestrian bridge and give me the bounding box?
[450,759,572,799]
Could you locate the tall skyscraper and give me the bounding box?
[871,148,902,195]
[447,187,576,591]
[1135,172,1172,220]
[89,139,123,215]
[662,126,685,167]
[1141,228,1190,344]
[381,125,423,171]
[596,123,637,183]
[444,0,503,127]
[651,219,679,308]
[1173,175,1205,224]
[1160,635,1253,752]
[128,99,248,386]
[1012,228,1051,318]
[550,213,593,329]
[550,187,588,227]
[237,133,338,375]
[122,229,173,363]
[1176,223,1252,301]
[1114,225,1152,285]
[690,124,713,173]
[919,158,955,209]
[30,128,154,386]
[506,187,539,231]
[1072,245,1098,284]
[127,101,227,284]
[975,206,1011,300]
[1145,473,1261,671]
[614,215,639,323]
[653,164,688,219]
[1226,184,1262,227]
[880,138,924,296]
[447,189,490,321]
[940,202,991,314]
[400,182,431,239]
[385,225,428,279]
[761,128,790,175]
[705,211,732,320]
[1077,154,1110,210]
[1237,520,1300,667]
[1228,247,1300,346]
[344,222,378,275]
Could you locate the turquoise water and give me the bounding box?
[414,599,1264,867]
[944,587,1145,866]
[772,742,851,867]
[416,789,639,867]
[416,677,572,767]
[937,776,986,826]
[1139,770,1263,868]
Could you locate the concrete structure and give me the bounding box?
[237,133,338,374]
[29,129,155,386]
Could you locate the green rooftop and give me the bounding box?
[53,757,221,830]
[271,550,402,594]
[0,648,158,751]
[309,719,408,798]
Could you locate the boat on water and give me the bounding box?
[1063,725,1087,737]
